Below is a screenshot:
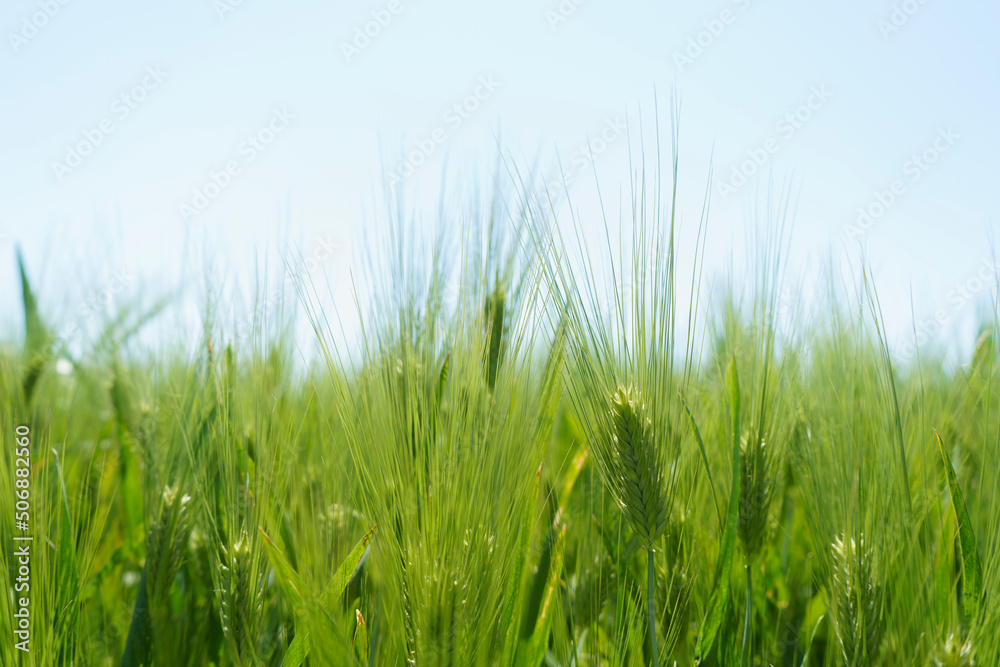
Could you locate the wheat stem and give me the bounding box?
[647,548,659,667]
[741,564,752,667]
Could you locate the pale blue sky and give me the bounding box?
[1,0,997,361]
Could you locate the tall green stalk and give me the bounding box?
[648,548,659,667]
[741,564,752,667]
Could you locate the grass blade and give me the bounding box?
[259,527,306,614]
[17,247,50,402]
[522,523,567,667]
[280,633,308,667]
[51,448,80,660]
[934,430,983,629]
[317,524,377,611]
[262,524,376,665]
[694,359,741,663]
[501,466,542,665]
[679,390,722,529]
[557,446,589,515]
[354,609,369,665]
[119,564,152,667]
[17,246,47,355]
[799,614,824,667]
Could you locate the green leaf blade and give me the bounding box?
[694,359,741,663]
[318,523,377,612]
[934,430,983,629]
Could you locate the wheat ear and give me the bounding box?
[832,534,884,666]
[609,384,667,665]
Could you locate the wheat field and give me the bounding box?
[1,141,998,666]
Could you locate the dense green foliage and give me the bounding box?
[1,152,998,666]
